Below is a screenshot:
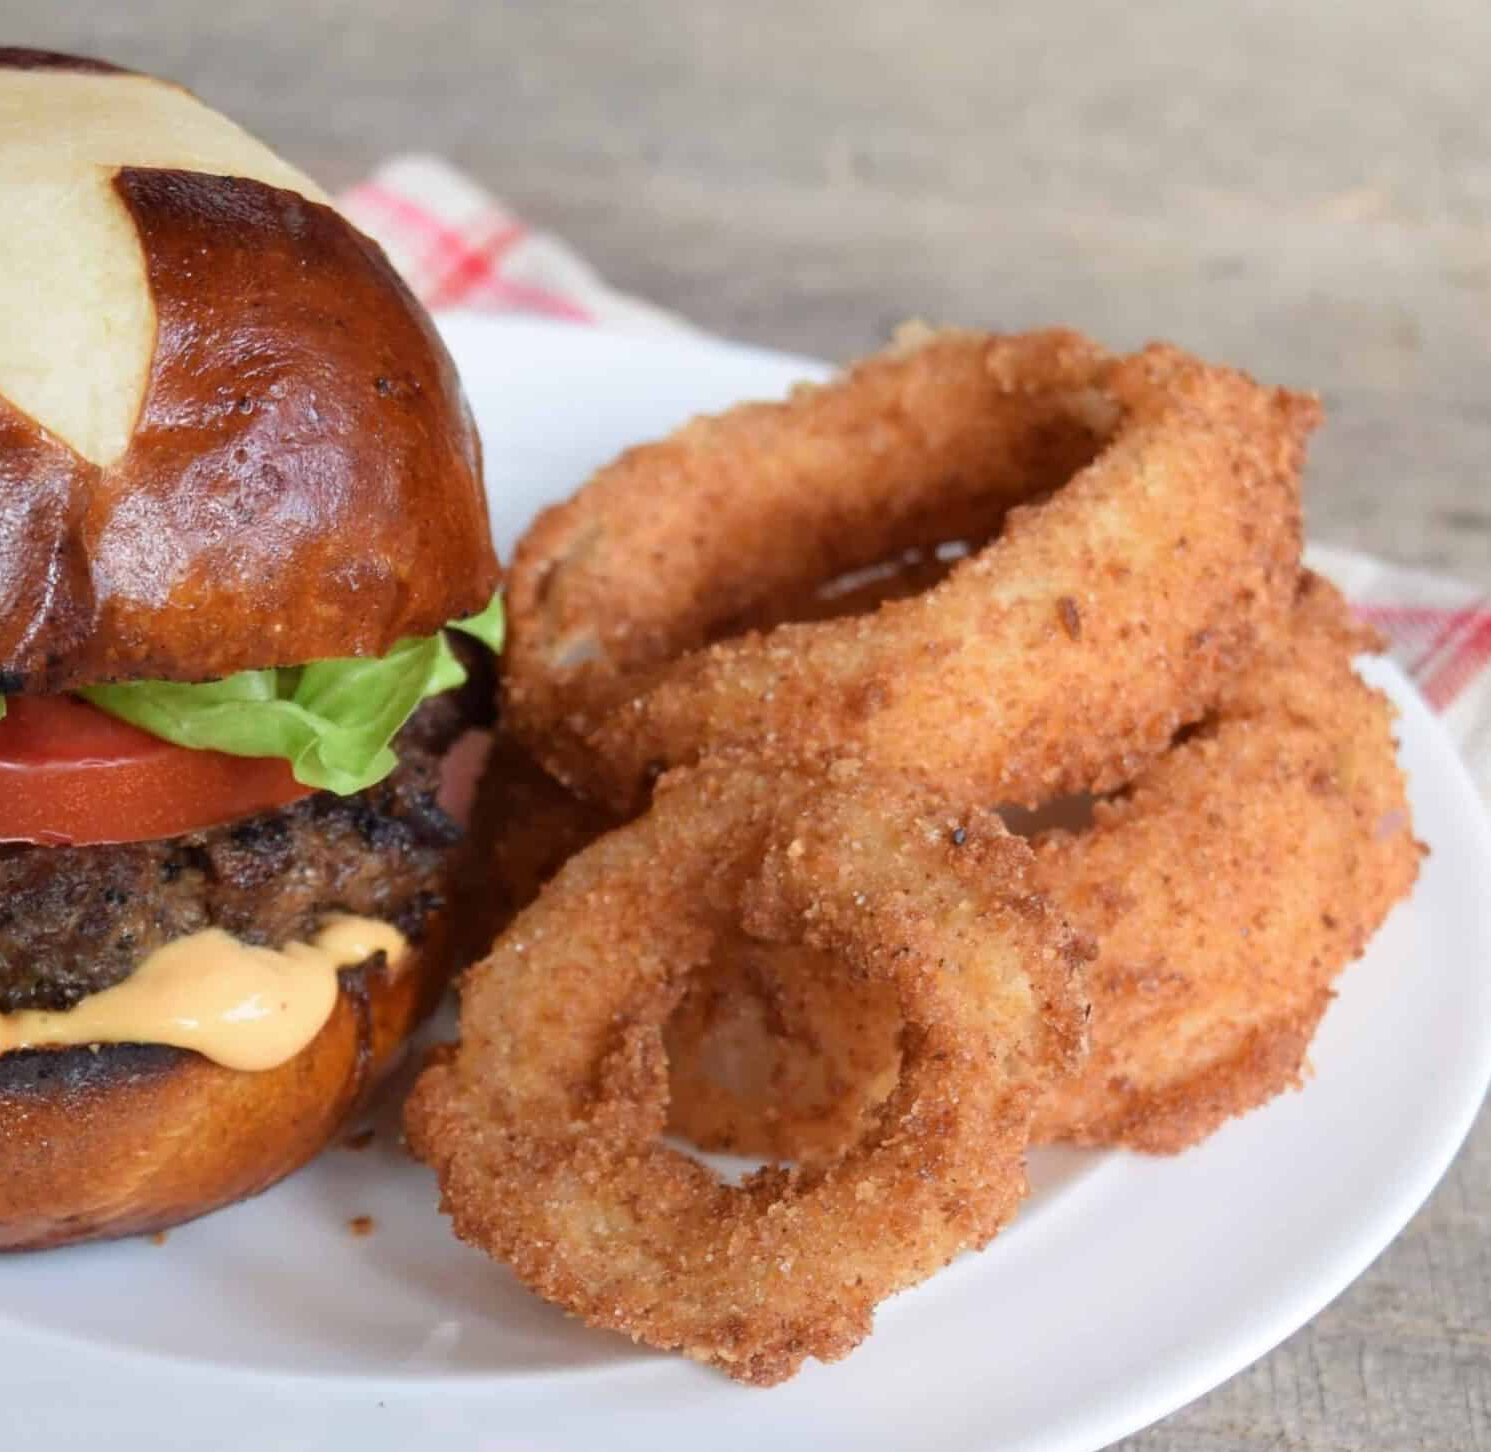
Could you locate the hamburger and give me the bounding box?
[0,50,503,1249]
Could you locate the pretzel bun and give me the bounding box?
[0,49,499,691]
[0,52,501,1248]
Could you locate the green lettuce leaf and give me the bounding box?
[445,590,505,655]
[69,592,504,797]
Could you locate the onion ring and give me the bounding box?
[504,328,1316,809]
[404,763,1089,1385]
[663,573,1421,1157]
[1033,572,1421,1149]
[455,734,888,1161]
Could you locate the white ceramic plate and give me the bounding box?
[7,315,1490,1452]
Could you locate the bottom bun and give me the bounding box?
[0,914,454,1252]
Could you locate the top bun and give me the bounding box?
[0,50,499,692]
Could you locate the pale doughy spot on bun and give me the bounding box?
[0,69,327,466]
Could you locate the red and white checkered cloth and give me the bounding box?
[343,156,1491,807]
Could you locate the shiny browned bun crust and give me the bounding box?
[0,63,498,691]
[0,48,134,75]
[0,926,451,1251]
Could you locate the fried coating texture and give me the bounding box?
[504,328,1316,810]
[664,575,1422,1157]
[1032,573,1422,1149]
[404,764,1089,1385]
[455,733,898,1162]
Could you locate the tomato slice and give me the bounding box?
[0,695,315,846]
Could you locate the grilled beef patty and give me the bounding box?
[0,687,486,1014]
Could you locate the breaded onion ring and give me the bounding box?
[664,574,1421,1158]
[504,329,1316,810]
[453,734,885,1162]
[404,764,1088,1385]
[1033,572,1422,1149]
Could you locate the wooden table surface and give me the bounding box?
[12,3,1488,1446]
